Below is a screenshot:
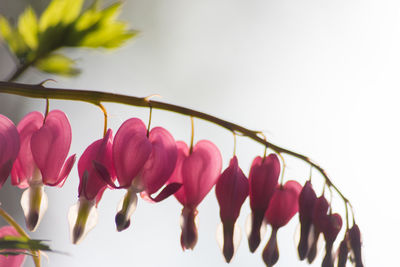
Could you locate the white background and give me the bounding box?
[1,0,399,266]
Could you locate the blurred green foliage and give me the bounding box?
[0,0,137,77]
[0,235,52,256]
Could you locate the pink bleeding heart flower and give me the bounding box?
[349,224,364,267]
[262,180,302,267]
[68,129,114,244]
[247,154,280,252]
[215,156,249,263]
[337,236,349,267]
[307,195,330,264]
[169,140,222,250]
[110,118,178,231]
[0,226,25,267]
[321,213,342,267]
[297,181,317,260]
[0,114,20,188]
[11,110,75,231]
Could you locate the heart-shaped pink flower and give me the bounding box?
[0,114,19,188]
[247,154,280,252]
[11,110,75,188]
[169,140,222,250]
[10,110,75,231]
[307,195,330,263]
[111,118,178,231]
[215,156,248,262]
[262,180,302,267]
[297,181,317,260]
[78,129,114,204]
[321,213,342,267]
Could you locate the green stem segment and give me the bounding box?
[0,81,353,220]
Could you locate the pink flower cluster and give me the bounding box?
[0,111,363,267]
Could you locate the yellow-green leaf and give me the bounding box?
[39,0,84,31]
[0,16,12,40]
[35,53,80,76]
[18,7,38,50]
[79,21,137,48]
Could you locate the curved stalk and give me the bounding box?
[0,81,352,216]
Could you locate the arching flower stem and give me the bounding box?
[0,81,354,224]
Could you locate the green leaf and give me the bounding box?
[0,16,12,40]
[79,22,137,48]
[18,7,38,50]
[39,0,84,31]
[67,2,137,48]
[0,236,52,252]
[35,53,80,76]
[0,16,29,58]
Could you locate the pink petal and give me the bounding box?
[181,140,222,208]
[141,127,177,194]
[46,154,76,187]
[0,226,25,267]
[30,110,72,185]
[141,182,182,203]
[11,112,43,188]
[216,156,249,223]
[169,141,189,205]
[113,118,151,187]
[78,129,114,203]
[0,115,19,187]
[265,180,302,228]
[249,154,280,213]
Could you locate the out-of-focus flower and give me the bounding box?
[215,156,248,263]
[349,223,364,267]
[68,129,114,244]
[247,154,280,252]
[169,140,222,250]
[111,118,178,231]
[11,110,75,231]
[297,181,317,260]
[262,180,302,267]
[0,114,20,188]
[0,226,26,267]
[321,213,342,267]
[307,195,329,263]
[337,237,349,267]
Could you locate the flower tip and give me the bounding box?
[115,212,131,232]
[72,224,83,245]
[26,210,39,232]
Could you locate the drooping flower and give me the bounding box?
[321,213,342,267]
[262,180,302,267]
[247,154,280,252]
[215,156,249,263]
[169,140,222,250]
[0,114,20,188]
[337,223,364,267]
[297,181,317,260]
[307,195,330,263]
[68,129,114,244]
[0,226,25,267]
[11,110,75,231]
[110,118,178,231]
[348,223,364,267]
[337,237,349,267]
